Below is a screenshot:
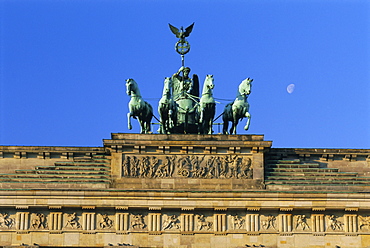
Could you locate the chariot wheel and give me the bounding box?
[178,168,190,177]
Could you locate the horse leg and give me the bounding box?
[199,105,204,124]
[208,105,215,134]
[208,118,213,134]
[231,113,239,135]
[168,109,173,129]
[159,114,165,134]
[145,119,151,134]
[127,113,133,130]
[244,112,251,130]
[164,117,169,134]
[223,122,228,134]
[222,114,229,134]
[138,118,146,134]
[198,109,205,134]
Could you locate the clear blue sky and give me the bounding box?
[1,0,369,148]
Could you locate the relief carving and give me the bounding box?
[65,213,81,229]
[295,215,309,230]
[0,213,15,228]
[122,155,252,179]
[231,214,245,229]
[162,215,180,230]
[196,214,212,231]
[261,215,276,230]
[99,214,113,229]
[177,156,193,177]
[155,156,176,178]
[31,213,47,229]
[327,215,343,230]
[131,214,146,229]
[359,216,370,230]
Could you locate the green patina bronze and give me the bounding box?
[126,23,253,135]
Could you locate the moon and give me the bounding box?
[287,84,295,94]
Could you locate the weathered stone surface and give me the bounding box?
[1,134,370,247]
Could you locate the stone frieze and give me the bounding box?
[0,209,368,235]
[122,154,252,179]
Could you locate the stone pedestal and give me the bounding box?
[105,133,272,191]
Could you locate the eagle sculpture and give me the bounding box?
[168,23,194,40]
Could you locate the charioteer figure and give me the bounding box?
[172,66,193,100]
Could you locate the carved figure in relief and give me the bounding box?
[231,215,244,229]
[192,164,206,178]
[327,215,343,230]
[169,155,176,177]
[239,157,252,179]
[359,216,370,230]
[99,214,113,229]
[205,156,218,178]
[154,155,176,178]
[0,213,14,228]
[227,155,240,178]
[65,213,81,229]
[31,213,47,229]
[197,214,212,230]
[131,214,146,229]
[191,155,205,178]
[162,215,180,230]
[122,155,253,180]
[261,215,276,230]
[178,156,191,177]
[219,156,231,178]
[155,158,168,178]
[139,156,150,178]
[132,156,140,177]
[147,156,159,178]
[295,215,309,230]
[123,156,130,176]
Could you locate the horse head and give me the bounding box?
[239,77,253,96]
[126,78,140,97]
[202,75,214,95]
[205,74,214,89]
[162,77,172,97]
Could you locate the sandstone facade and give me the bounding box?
[1,134,370,248]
